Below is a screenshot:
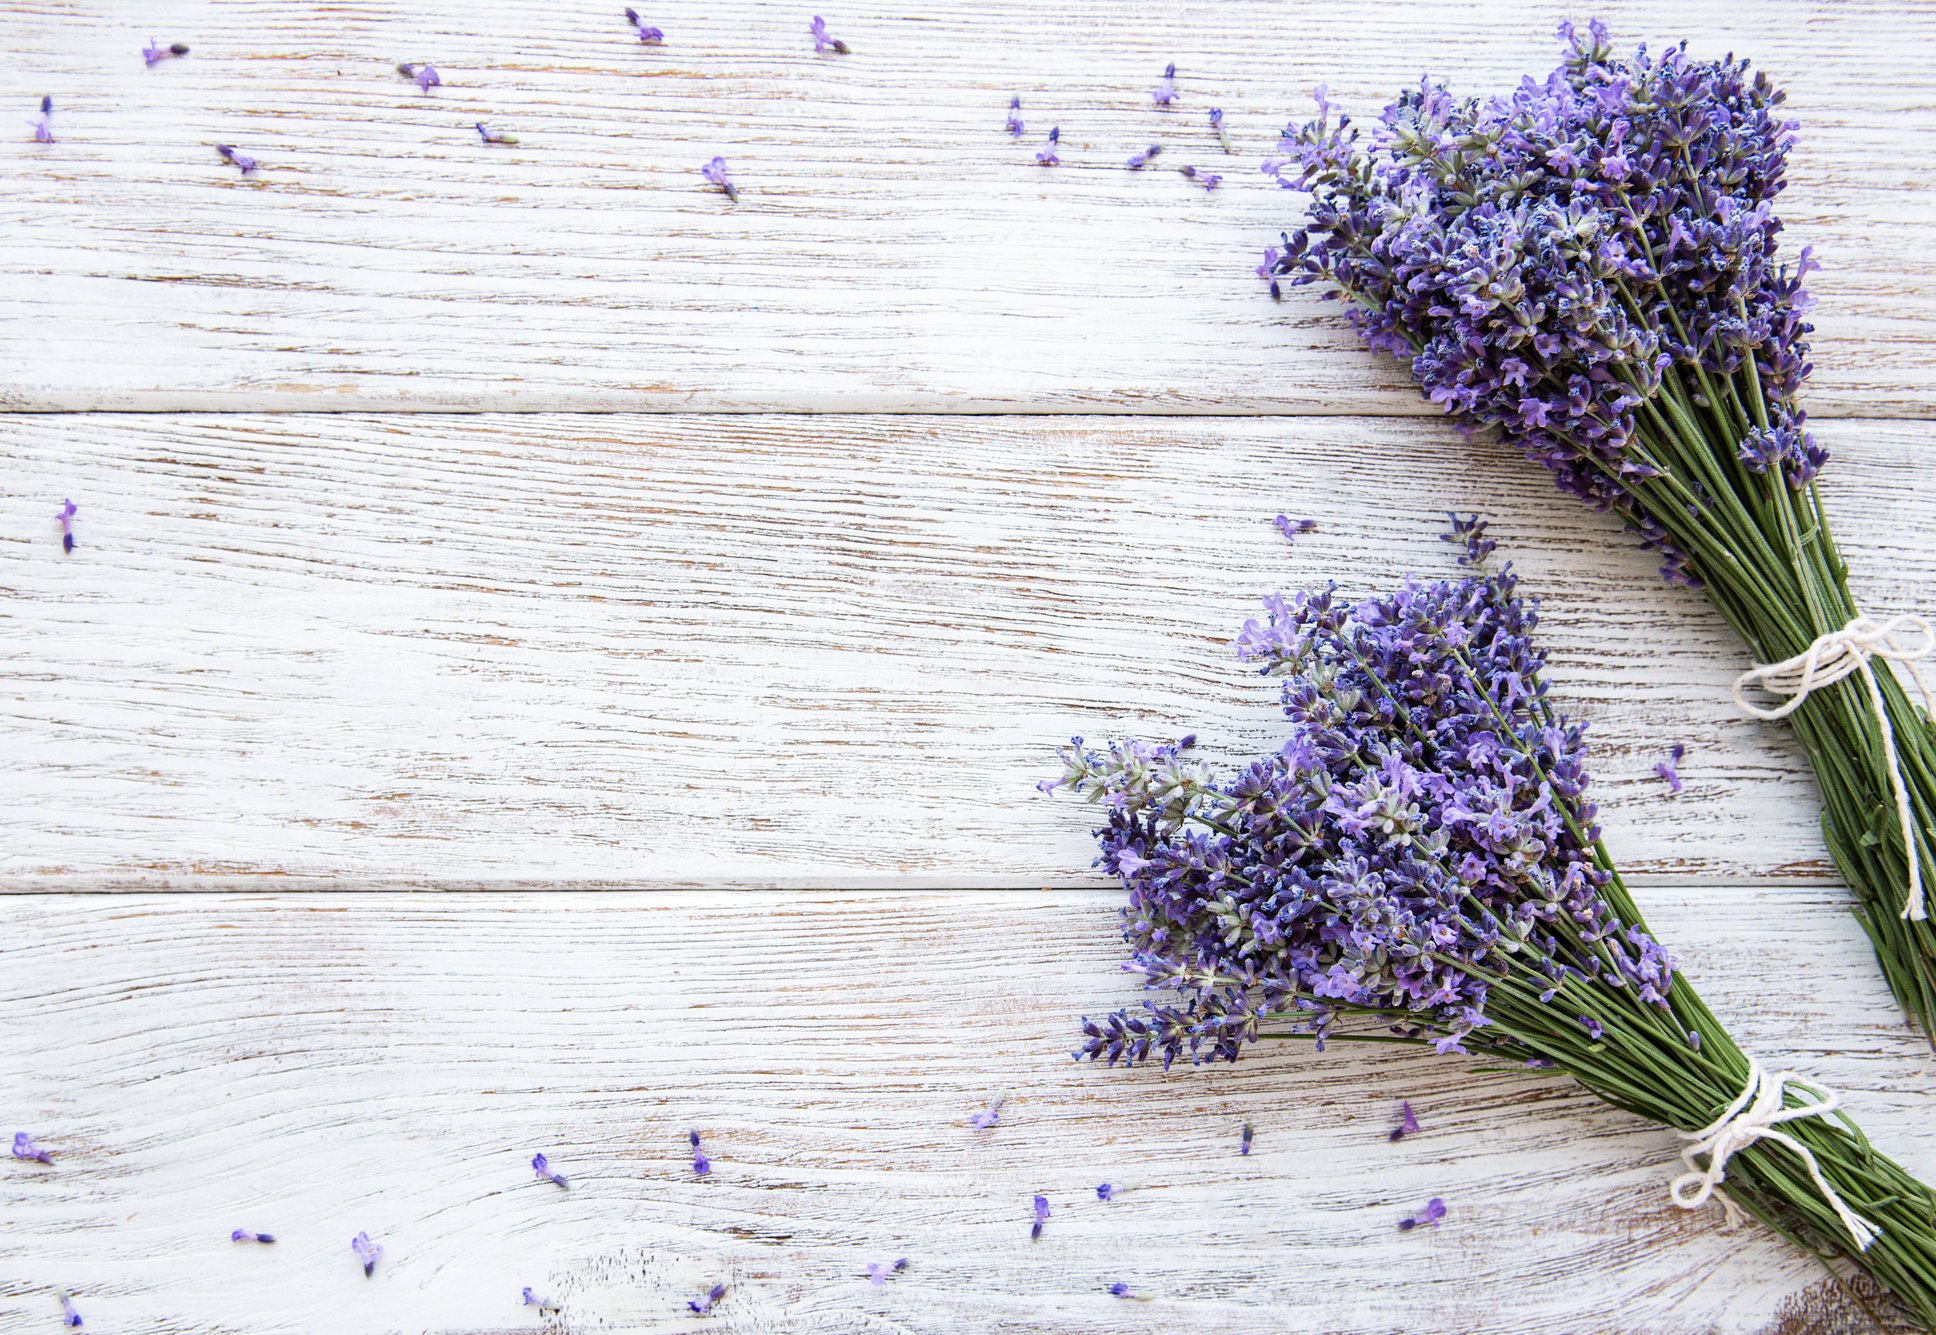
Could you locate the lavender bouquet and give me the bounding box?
[1262,21,1936,1036]
[1045,569,1936,1325]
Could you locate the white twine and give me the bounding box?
[1732,613,1934,921]
[1670,1058,1879,1253]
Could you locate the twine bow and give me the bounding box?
[1732,613,1934,921]
[1670,1058,1879,1252]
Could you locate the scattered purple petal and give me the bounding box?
[1005,96,1024,139]
[474,122,519,145]
[1177,164,1222,191]
[1441,512,1496,567]
[623,9,665,44]
[230,1229,275,1243]
[143,39,190,67]
[397,62,441,93]
[58,1292,82,1327]
[1125,144,1161,169]
[969,1095,1004,1131]
[810,16,850,55]
[689,1129,712,1175]
[351,1231,383,1277]
[865,1257,908,1286]
[701,156,737,202]
[1274,515,1316,544]
[29,95,53,144]
[1035,126,1060,167]
[12,1132,52,1164]
[1654,743,1686,795]
[1389,1100,1420,1142]
[1240,1121,1253,1155]
[215,144,257,174]
[687,1282,726,1315]
[1398,1197,1447,1231]
[1151,62,1178,107]
[1029,1193,1050,1241]
[531,1152,568,1188]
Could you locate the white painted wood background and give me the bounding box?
[2,2,1933,1332]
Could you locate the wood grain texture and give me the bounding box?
[2,888,1930,1335]
[7,413,1934,889]
[1,0,1933,413]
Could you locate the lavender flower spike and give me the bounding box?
[1389,1101,1420,1143]
[1151,62,1177,106]
[1029,1194,1050,1240]
[688,1282,726,1315]
[1004,96,1024,139]
[29,95,53,144]
[701,156,737,203]
[623,9,665,44]
[1035,126,1060,168]
[351,1231,383,1277]
[531,1152,568,1188]
[12,1132,53,1164]
[969,1094,1004,1130]
[58,1292,82,1327]
[230,1229,275,1243]
[689,1129,712,1175]
[475,123,519,145]
[810,16,850,55]
[1655,744,1686,796]
[215,144,257,175]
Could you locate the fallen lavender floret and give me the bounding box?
[810,16,850,55]
[523,1286,558,1311]
[700,157,736,203]
[1262,19,1936,1039]
[623,8,665,44]
[1210,107,1232,154]
[58,1292,81,1327]
[1151,63,1177,107]
[689,1129,712,1175]
[475,123,518,145]
[1441,513,1494,568]
[1274,515,1315,544]
[12,1132,53,1164]
[1004,96,1024,140]
[1389,1100,1420,1142]
[28,95,53,144]
[1655,744,1686,796]
[1398,1196,1446,1231]
[1238,1122,1252,1156]
[351,1231,383,1277]
[531,1152,568,1188]
[230,1229,275,1243]
[215,144,257,174]
[1035,127,1060,168]
[688,1282,726,1315]
[1046,568,1936,1324]
[865,1258,907,1285]
[1029,1194,1049,1240]
[397,62,441,93]
[1177,165,1221,192]
[969,1095,1004,1130]
[1125,145,1160,169]
[143,39,189,66]
[54,498,77,554]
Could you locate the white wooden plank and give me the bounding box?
[0,0,1932,413]
[3,413,1933,888]
[1,887,1929,1334]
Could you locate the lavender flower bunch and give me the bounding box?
[1047,570,1936,1325]
[1263,21,1936,1036]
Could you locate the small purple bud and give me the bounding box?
[1029,1193,1050,1240]
[1109,1281,1133,1298]
[143,39,188,67]
[865,1257,908,1285]
[12,1132,53,1164]
[1126,144,1161,169]
[59,1292,82,1327]
[969,1094,1004,1130]
[29,96,53,144]
[1389,1100,1420,1142]
[351,1230,383,1277]
[401,63,441,93]
[1239,1122,1253,1155]
[231,1228,275,1243]
[1004,96,1023,139]
[701,156,737,202]
[1274,515,1317,543]
[810,16,850,55]
[531,1152,568,1188]
[1398,1196,1447,1231]
[689,1129,712,1175]
[475,123,519,145]
[1654,743,1686,795]
[215,144,257,174]
[1151,62,1178,106]
[624,10,665,44]
[1035,126,1060,167]
[688,1282,726,1315]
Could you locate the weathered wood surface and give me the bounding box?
[0,0,1933,414]
[2,889,1930,1335]
[6,413,1934,889]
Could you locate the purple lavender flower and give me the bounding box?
[866,1258,908,1285]
[523,1287,557,1311]
[1177,165,1221,191]
[28,95,53,144]
[1210,107,1232,154]
[689,1129,712,1175]
[1274,515,1316,544]
[1125,144,1161,169]
[1151,62,1177,107]
[1240,1122,1253,1155]
[58,1292,81,1327]
[1255,246,1282,301]
[810,16,850,55]
[474,123,519,145]
[398,62,441,93]
[230,1229,275,1243]
[143,40,190,67]
[1654,744,1686,796]
[701,156,737,202]
[1095,1182,1114,1201]
[54,498,76,554]
[531,1152,568,1188]
[1005,96,1024,139]
[1389,1101,1420,1142]
[12,1132,52,1164]
[688,1282,726,1315]
[969,1095,1004,1130]
[351,1231,383,1277]
[623,9,665,44]
[1029,1194,1050,1240]
[1442,513,1495,568]
[1398,1197,1446,1231]
[215,144,257,175]
[1109,1282,1132,1298]
[1035,126,1060,167]
[1580,1015,1605,1041]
